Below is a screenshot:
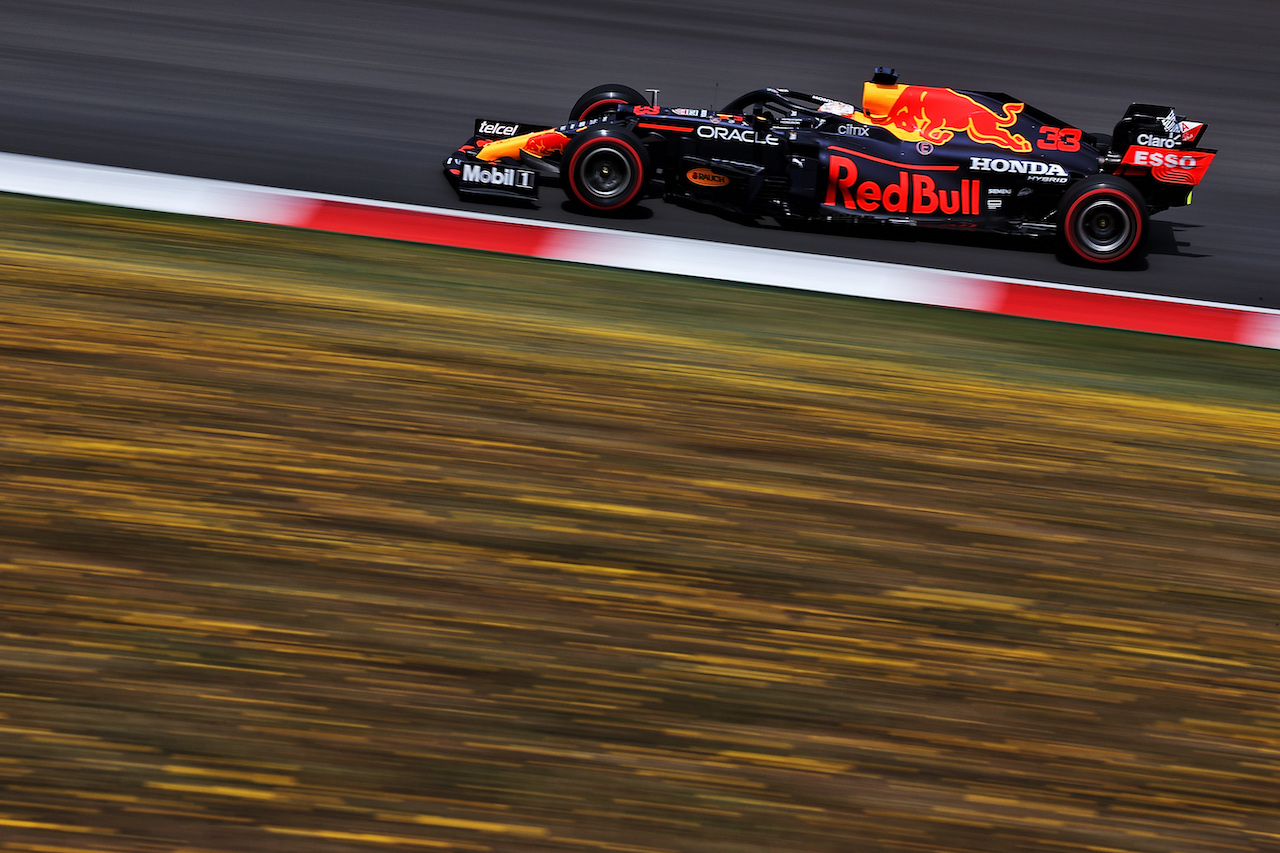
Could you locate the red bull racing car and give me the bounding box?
[443,69,1216,266]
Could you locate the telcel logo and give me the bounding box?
[477,121,519,136]
[696,125,780,146]
[687,168,730,187]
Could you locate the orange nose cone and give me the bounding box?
[477,130,570,162]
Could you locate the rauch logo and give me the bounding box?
[687,168,730,187]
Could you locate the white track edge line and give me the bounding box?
[1,150,1276,323]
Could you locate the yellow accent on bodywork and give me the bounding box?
[861,82,906,119]
[476,130,570,162]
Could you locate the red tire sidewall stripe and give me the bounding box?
[569,136,644,211]
[577,98,626,121]
[1065,186,1143,264]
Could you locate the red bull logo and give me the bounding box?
[824,155,981,215]
[861,84,1032,153]
[523,130,570,158]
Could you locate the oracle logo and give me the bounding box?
[695,125,780,146]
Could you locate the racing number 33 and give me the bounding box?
[1038,127,1082,152]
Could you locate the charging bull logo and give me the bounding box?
[863,86,1032,153]
[477,129,569,162]
[523,130,570,158]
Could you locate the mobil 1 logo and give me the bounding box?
[459,163,537,197]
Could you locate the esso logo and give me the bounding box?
[1131,149,1199,169]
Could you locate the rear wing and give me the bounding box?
[1111,103,1207,149]
[1108,103,1215,187]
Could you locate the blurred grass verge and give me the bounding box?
[1,193,1278,853]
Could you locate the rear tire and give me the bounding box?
[1057,175,1149,266]
[562,127,650,213]
[569,84,648,122]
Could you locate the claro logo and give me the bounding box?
[696,125,780,146]
[1136,132,1179,148]
[687,168,730,187]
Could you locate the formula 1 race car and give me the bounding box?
[443,69,1216,266]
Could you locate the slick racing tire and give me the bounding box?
[569,84,648,122]
[1057,175,1149,266]
[562,127,650,213]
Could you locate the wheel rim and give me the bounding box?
[1074,197,1133,256]
[579,147,632,200]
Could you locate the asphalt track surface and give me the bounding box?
[1,0,1277,308]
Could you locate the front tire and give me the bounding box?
[562,127,650,214]
[569,84,648,122]
[1057,175,1149,266]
